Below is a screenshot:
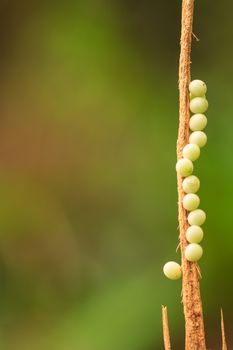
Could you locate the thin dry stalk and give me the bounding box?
[221,309,228,350]
[177,0,206,348]
[162,306,171,350]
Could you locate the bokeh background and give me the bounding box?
[0,0,232,349]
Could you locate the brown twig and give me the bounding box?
[221,309,228,350]
[162,306,171,350]
[178,1,206,349]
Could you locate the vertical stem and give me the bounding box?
[221,309,228,350]
[162,306,172,350]
[178,0,206,349]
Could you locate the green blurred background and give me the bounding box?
[0,0,232,349]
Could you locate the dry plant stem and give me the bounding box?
[178,0,206,349]
[221,309,228,350]
[162,306,171,350]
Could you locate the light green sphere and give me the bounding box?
[182,143,200,161]
[182,175,200,194]
[189,79,207,97]
[189,114,207,131]
[190,97,208,114]
[189,131,207,148]
[188,209,206,226]
[185,243,203,262]
[183,194,200,211]
[186,225,204,243]
[176,158,193,177]
[163,261,182,280]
